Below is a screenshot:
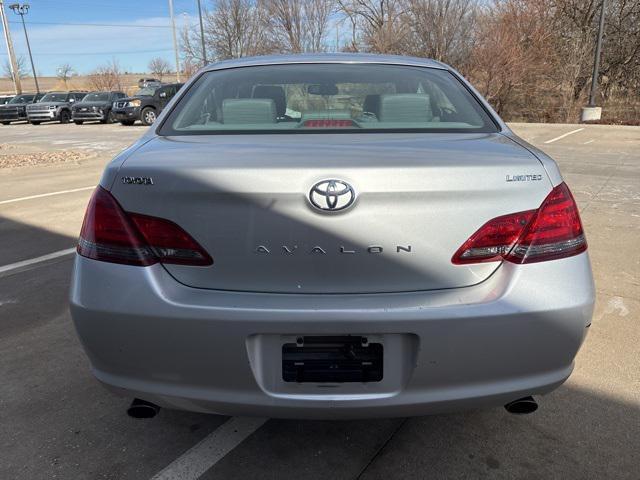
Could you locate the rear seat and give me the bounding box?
[378,94,433,123]
[222,99,277,124]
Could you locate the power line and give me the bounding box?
[0,48,174,56]
[7,20,171,28]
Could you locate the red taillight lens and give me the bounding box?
[129,213,212,266]
[77,187,212,267]
[452,182,587,265]
[451,210,536,264]
[303,119,354,128]
[505,182,587,263]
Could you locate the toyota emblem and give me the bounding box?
[308,179,356,212]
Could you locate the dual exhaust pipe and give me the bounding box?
[126,395,538,418]
[504,396,538,415]
[127,398,160,419]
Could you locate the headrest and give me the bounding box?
[378,94,433,123]
[363,94,381,117]
[222,99,277,124]
[253,85,286,117]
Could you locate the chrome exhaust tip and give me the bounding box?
[127,398,160,419]
[504,396,538,415]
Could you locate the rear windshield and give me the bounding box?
[82,92,110,102]
[135,87,158,96]
[159,64,497,135]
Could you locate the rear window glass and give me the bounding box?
[159,64,497,135]
[135,87,158,96]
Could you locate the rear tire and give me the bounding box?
[30,121,41,125]
[1,121,9,125]
[60,110,71,124]
[140,107,156,126]
[74,120,83,125]
[120,120,135,126]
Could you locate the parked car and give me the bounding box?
[26,91,87,125]
[0,95,14,105]
[0,93,45,125]
[138,77,162,88]
[112,83,183,126]
[72,91,127,124]
[71,54,595,420]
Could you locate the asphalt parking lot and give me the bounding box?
[1,121,639,479]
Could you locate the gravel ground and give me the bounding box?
[0,150,93,169]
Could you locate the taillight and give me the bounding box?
[303,119,354,128]
[77,187,212,266]
[452,182,587,265]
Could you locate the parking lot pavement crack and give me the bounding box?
[579,152,628,214]
[355,418,408,480]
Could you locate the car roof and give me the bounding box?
[202,53,449,72]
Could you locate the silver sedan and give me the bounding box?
[70,54,594,419]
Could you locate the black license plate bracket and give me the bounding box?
[282,336,383,383]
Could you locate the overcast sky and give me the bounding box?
[1,0,199,76]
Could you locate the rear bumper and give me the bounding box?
[70,253,594,419]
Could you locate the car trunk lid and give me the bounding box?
[110,133,551,294]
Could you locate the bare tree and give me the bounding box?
[467,0,556,116]
[181,58,200,79]
[56,63,75,88]
[401,0,477,69]
[2,55,29,80]
[265,0,334,52]
[337,0,408,53]
[148,57,172,81]
[176,0,640,123]
[87,59,124,92]
[182,0,276,63]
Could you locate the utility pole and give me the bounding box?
[581,0,607,122]
[196,0,207,64]
[168,0,181,82]
[0,0,22,94]
[9,3,39,93]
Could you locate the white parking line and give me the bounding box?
[584,139,595,145]
[0,186,95,205]
[150,417,268,480]
[543,128,585,144]
[0,248,76,275]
